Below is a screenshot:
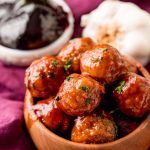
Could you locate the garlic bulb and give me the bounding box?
[81,0,150,65]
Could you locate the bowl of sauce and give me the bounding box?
[0,0,74,66]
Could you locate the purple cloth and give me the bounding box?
[0,0,149,150]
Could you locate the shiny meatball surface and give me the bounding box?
[113,72,150,118]
[71,110,117,144]
[80,44,125,84]
[31,97,72,134]
[58,37,95,73]
[123,56,137,73]
[113,111,139,136]
[25,56,66,98]
[56,74,105,116]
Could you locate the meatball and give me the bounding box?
[31,97,72,134]
[80,44,125,84]
[56,73,105,116]
[113,72,150,118]
[58,37,95,73]
[123,56,137,73]
[71,110,117,144]
[25,56,66,98]
[113,111,139,137]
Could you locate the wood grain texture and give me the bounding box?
[24,57,150,150]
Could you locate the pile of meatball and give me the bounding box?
[25,37,150,144]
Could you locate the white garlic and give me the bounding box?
[81,0,150,65]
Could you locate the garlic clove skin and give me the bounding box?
[121,29,150,65]
[81,1,150,65]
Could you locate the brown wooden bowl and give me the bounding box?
[24,57,150,150]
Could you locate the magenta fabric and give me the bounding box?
[0,0,149,150]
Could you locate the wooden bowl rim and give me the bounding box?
[24,56,150,148]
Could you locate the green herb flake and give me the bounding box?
[47,71,55,78]
[63,59,72,73]
[55,96,60,101]
[66,76,73,81]
[79,86,89,92]
[52,60,58,67]
[99,47,108,51]
[91,56,104,63]
[115,81,125,94]
[86,98,91,105]
[109,108,119,114]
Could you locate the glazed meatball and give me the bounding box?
[113,72,150,118]
[113,111,139,137]
[31,97,72,134]
[25,56,66,98]
[71,110,117,144]
[56,73,105,116]
[58,37,95,73]
[123,56,137,73]
[80,44,125,84]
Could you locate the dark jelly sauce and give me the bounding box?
[0,0,69,50]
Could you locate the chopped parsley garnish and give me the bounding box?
[109,108,119,114]
[63,59,72,73]
[79,86,89,92]
[91,56,104,63]
[86,98,91,105]
[66,76,73,81]
[47,71,55,78]
[99,47,108,51]
[52,60,58,67]
[55,96,60,101]
[115,81,125,94]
